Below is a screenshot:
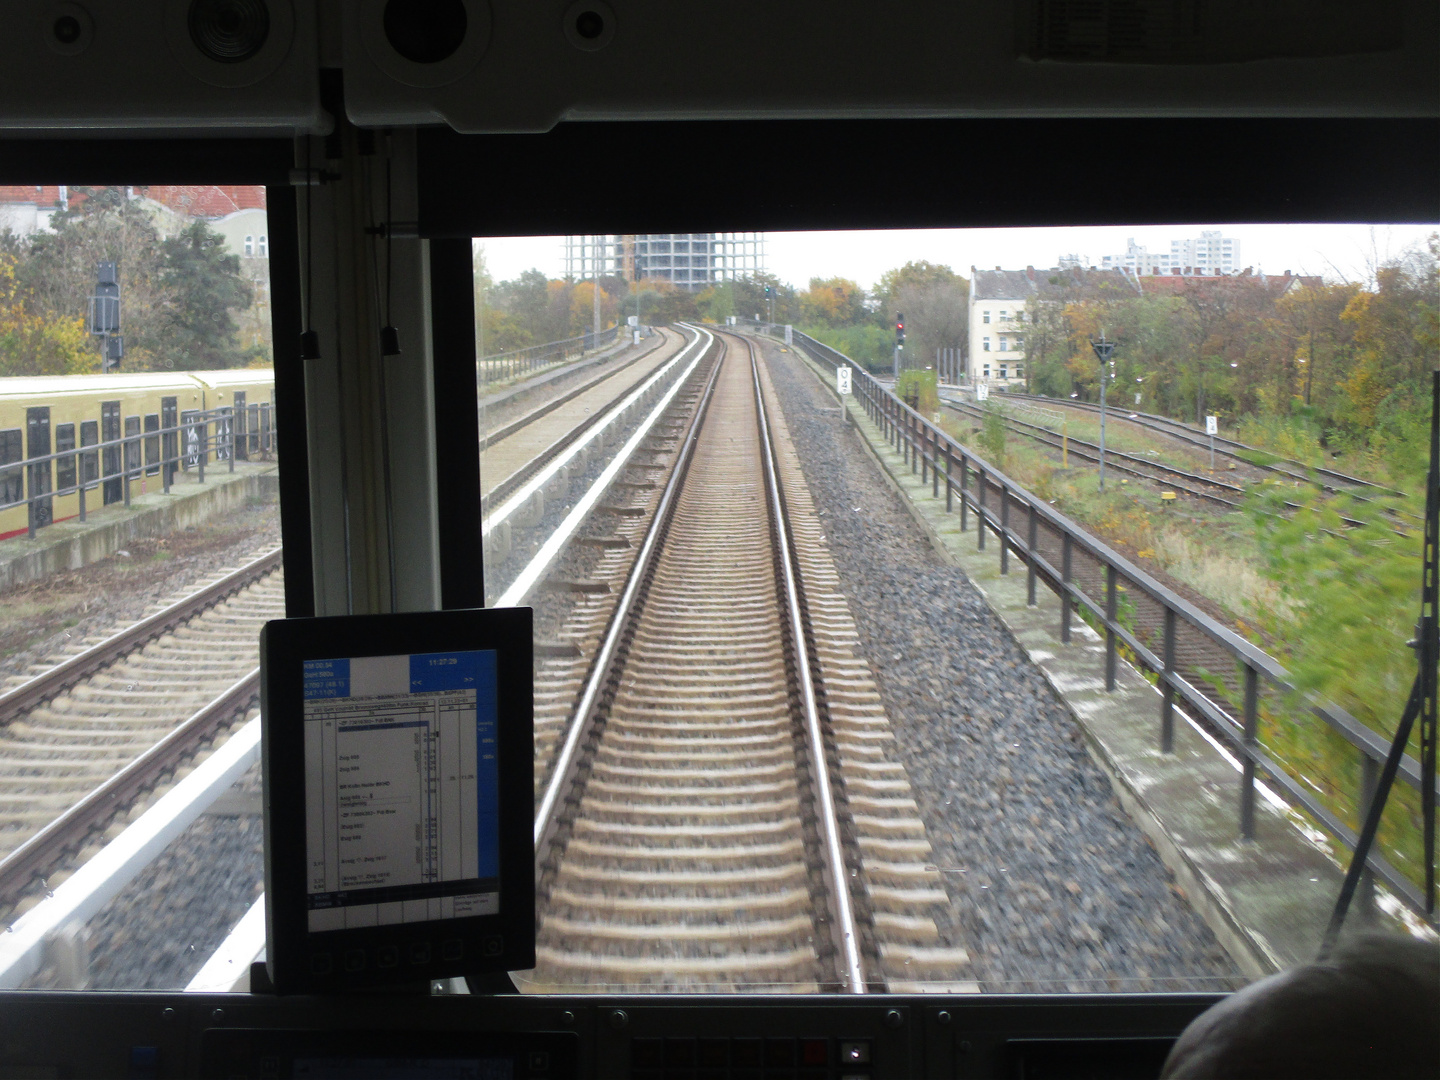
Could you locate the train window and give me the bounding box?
[54,423,75,494]
[478,225,1436,996]
[0,429,20,508]
[0,179,280,993]
[79,420,98,487]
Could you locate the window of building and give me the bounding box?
[999,364,1008,379]
[982,311,990,323]
[999,309,1008,319]
[1015,337,1024,351]
[258,234,268,257]
[982,364,991,377]
[998,336,1007,351]
[982,337,990,351]
[244,234,253,256]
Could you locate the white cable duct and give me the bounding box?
[0,716,260,989]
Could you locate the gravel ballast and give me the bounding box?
[760,340,1242,993]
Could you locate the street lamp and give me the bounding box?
[1089,331,1118,491]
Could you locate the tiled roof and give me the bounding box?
[142,185,267,217]
[0,185,66,207]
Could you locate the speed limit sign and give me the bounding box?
[837,366,852,396]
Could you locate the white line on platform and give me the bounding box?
[494,325,713,608]
[0,715,260,989]
[482,326,707,537]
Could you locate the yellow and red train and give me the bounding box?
[0,369,275,541]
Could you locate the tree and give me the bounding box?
[0,251,91,376]
[798,277,866,327]
[872,262,968,376]
[152,220,254,369]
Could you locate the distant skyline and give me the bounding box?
[477,224,1437,294]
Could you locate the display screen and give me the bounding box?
[301,650,500,932]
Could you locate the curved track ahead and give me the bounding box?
[523,330,967,994]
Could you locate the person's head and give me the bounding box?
[1162,932,1439,1079]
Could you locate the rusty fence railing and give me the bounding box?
[782,324,1436,924]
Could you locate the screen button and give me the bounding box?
[409,942,431,965]
[442,938,464,961]
[376,945,399,969]
[309,952,333,975]
[483,934,504,956]
[344,949,366,972]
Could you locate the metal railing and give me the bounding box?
[787,326,1437,922]
[477,325,621,387]
[2,405,276,540]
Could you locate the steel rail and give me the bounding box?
[531,331,724,862]
[483,327,709,534]
[0,668,260,908]
[943,398,1244,509]
[743,334,868,995]
[0,547,282,725]
[479,331,670,452]
[1003,391,1405,497]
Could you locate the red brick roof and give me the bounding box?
[0,184,266,219]
[141,185,267,217]
[0,185,66,207]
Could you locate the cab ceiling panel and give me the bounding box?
[344,0,1438,133]
[0,0,320,131]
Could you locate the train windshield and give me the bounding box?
[0,182,277,991]
[480,226,1437,994]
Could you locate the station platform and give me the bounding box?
[0,462,278,593]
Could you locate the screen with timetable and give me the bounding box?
[302,650,500,933]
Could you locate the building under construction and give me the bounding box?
[563,233,765,291]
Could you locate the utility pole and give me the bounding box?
[1090,331,1117,491]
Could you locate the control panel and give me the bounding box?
[0,992,1220,1079]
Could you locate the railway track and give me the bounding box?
[942,396,1244,509]
[481,328,685,514]
[522,330,967,993]
[1001,391,1402,497]
[0,547,284,913]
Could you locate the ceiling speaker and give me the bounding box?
[165,0,293,88]
[42,3,95,56]
[359,0,491,89]
[0,0,318,131]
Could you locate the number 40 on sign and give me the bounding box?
[837,366,852,396]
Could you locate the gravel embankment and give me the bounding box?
[83,764,263,991]
[762,341,1242,993]
[0,501,281,685]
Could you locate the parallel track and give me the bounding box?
[1000,391,1403,496]
[0,549,284,909]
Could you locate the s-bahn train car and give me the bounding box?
[0,370,274,540]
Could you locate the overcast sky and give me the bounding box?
[477,223,1437,293]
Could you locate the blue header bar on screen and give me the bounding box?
[410,651,485,693]
[302,658,349,699]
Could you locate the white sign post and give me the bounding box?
[837,366,852,396]
[1206,414,1218,469]
[976,382,990,402]
[784,325,793,346]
